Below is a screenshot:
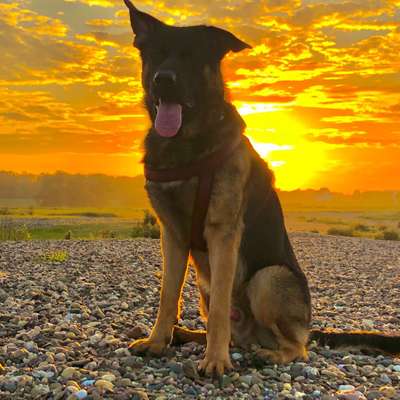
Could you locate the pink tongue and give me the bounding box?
[155,102,182,137]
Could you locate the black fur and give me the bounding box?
[240,141,311,310]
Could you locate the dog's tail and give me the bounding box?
[309,328,400,355]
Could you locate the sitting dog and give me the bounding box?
[123,0,400,376]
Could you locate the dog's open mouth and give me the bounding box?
[155,100,182,138]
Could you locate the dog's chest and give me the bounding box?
[145,178,198,241]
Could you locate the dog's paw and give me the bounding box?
[128,338,166,356]
[198,352,233,377]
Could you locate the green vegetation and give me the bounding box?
[0,218,31,240]
[375,230,399,241]
[0,210,160,241]
[327,227,355,237]
[40,250,69,263]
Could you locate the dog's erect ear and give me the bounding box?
[207,26,252,59]
[124,0,164,47]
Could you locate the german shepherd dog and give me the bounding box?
[124,0,400,376]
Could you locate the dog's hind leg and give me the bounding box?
[246,265,310,364]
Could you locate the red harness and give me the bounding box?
[144,135,244,251]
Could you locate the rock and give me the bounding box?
[219,374,232,388]
[73,389,88,399]
[290,363,305,378]
[82,379,95,387]
[84,361,97,371]
[120,302,129,310]
[126,324,149,339]
[95,379,114,392]
[61,367,80,380]
[31,384,50,398]
[89,332,103,345]
[339,385,356,391]
[101,373,116,382]
[392,365,400,372]
[378,386,396,397]
[239,375,252,385]
[132,390,149,400]
[304,366,320,379]
[118,378,132,387]
[322,365,346,379]
[182,359,199,380]
[280,372,292,383]
[115,347,130,357]
[3,379,17,392]
[250,384,262,396]
[366,391,382,400]
[379,373,391,384]
[232,352,243,361]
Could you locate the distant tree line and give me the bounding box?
[0,171,399,210]
[0,171,149,208]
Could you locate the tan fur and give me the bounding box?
[246,266,309,363]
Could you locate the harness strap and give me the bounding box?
[144,135,245,251]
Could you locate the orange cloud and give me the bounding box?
[0,0,399,192]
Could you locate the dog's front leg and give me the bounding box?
[129,227,189,355]
[199,228,239,376]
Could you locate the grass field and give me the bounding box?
[0,205,399,241]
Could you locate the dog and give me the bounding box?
[123,0,400,376]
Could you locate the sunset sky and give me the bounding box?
[1,0,399,192]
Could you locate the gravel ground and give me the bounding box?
[0,233,399,399]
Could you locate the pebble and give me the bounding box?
[304,366,320,379]
[61,367,80,380]
[101,373,116,382]
[1,236,400,400]
[132,390,149,400]
[232,352,243,361]
[82,379,95,387]
[239,375,252,385]
[31,384,50,397]
[72,389,88,399]
[95,379,114,392]
[378,386,397,397]
[280,372,292,382]
[338,385,356,391]
[378,373,391,384]
[182,359,199,380]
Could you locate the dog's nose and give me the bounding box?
[153,70,177,86]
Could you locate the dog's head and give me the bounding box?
[124,0,251,138]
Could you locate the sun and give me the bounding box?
[234,101,327,191]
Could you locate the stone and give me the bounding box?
[31,384,50,398]
[126,324,148,339]
[280,372,292,383]
[338,385,356,391]
[304,366,320,379]
[95,379,114,392]
[61,367,80,380]
[232,352,243,361]
[132,390,149,400]
[219,375,232,388]
[73,389,88,399]
[366,392,382,400]
[379,373,391,384]
[182,359,199,380]
[101,373,116,382]
[378,386,396,397]
[239,375,252,385]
